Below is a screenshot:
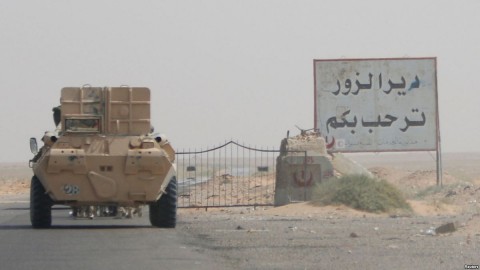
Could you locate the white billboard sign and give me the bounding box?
[314,58,438,152]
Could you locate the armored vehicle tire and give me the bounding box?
[149,176,177,228]
[30,176,54,228]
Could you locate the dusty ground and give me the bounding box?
[2,152,480,269]
[0,162,31,196]
[174,152,480,269]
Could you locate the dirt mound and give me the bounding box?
[260,202,380,218]
[178,173,275,207]
[0,162,32,195]
[0,179,30,195]
[370,167,462,196]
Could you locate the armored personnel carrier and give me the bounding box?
[29,86,177,228]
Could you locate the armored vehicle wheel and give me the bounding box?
[149,176,177,228]
[30,176,53,228]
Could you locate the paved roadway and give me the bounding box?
[0,194,229,270]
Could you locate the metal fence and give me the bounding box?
[175,141,280,208]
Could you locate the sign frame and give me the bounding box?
[313,57,440,153]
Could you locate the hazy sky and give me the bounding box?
[1,0,479,162]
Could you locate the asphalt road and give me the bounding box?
[0,194,230,270]
[1,194,479,270]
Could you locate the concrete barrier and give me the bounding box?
[274,134,334,206]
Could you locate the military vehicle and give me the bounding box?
[28,86,177,228]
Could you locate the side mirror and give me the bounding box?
[30,137,38,155]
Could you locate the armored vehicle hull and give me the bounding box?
[32,136,175,205]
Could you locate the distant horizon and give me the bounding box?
[4,150,478,166]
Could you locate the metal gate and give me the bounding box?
[175,141,279,208]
